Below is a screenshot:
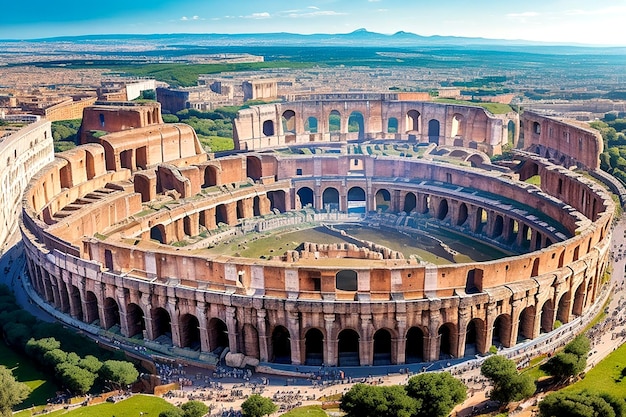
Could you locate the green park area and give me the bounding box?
[14,395,178,417]
[567,341,626,397]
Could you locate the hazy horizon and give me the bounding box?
[2,0,626,46]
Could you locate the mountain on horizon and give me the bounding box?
[13,28,596,48]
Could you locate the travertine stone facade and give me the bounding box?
[20,101,613,368]
[233,94,519,156]
[0,120,53,249]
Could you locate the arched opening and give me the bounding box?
[465,319,483,356]
[451,113,464,137]
[375,189,391,212]
[305,328,324,365]
[405,327,424,363]
[262,120,274,136]
[59,282,70,314]
[573,284,586,316]
[438,323,454,359]
[322,187,339,212]
[246,156,262,181]
[403,192,417,213]
[493,215,504,238]
[241,324,259,358]
[492,314,511,348]
[150,224,166,244]
[457,203,468,226]
[208,318,229,354]
[428,119,440,145]
[203,166,218,188]
[347,186,366,214]
[126,303,145,338]
[215,204,228,225]
[338,329,360,366]
[136,146,147,170]
[517,306,535,342]
[531,258,540,277]
[271,326,292,364]
[103,297,120,330]
[281,110,296,135]
[85,151,96,180]
[180,314,201,350]
[387,117,398,133]
[406,110,420,132]
[297,187,314,208]
[540,300,554,333]
[336,270,358,291]
[84,291,99,324]
[437,199,449,221]
[373,329,392,365]
[70,285,83,321]
[120,149,133,170]
[152,307,172,342]
[267,190,286,213]
[329,110,341,133]
[348,111,365,140]
[253,196,261,217]
[305,117,318,134]
[557,292,571,324]
[507,120,516,147]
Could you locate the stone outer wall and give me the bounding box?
[522,111,602,170]
[19,103,613,368]
[0,120,54,250]
[233,98,519,155]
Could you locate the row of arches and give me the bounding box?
[29,258,597,365]
[296,184,560,252]
[273,109,449,144]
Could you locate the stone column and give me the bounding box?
[116,287,130,337]
[141,293,155,341]
[196,303,210,352]
[287,312,302,365]
[187,212,200,237]
[425,310,442,362]
[256,309,269,362]
[324,314,337,366]
[360,314,373,366]
[395,314,407,364]
[203,208,217,230]
[226,306,239,354]
[168,297,182,348]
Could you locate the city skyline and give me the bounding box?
[2,0,626,46]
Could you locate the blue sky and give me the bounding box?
[2,0,625,45]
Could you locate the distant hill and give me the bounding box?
[20,29,589,48]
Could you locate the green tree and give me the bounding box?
[539,391,618,417]
[405,372,467,417]
[542,352,585,380]
[55,363,96,394]
[241,394,278,417]
[43,348,68,368]
[25,337,61,363]
[481,355,535,404]
[159,409,184,417]
[100,360,139,389]
[181,400,210,417]
[78,355,103,373]
[340,384,417,417]
[0,366,30,417]
[565,335,591,358]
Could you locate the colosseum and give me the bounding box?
[20,96,613,369]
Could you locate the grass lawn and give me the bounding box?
[566,341,626,397]
[0,341,58,410]
[14,395,178,417]
[281,405,329,417]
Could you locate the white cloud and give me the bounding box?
[282,10,347,18]
[565,6,626,16]
[192,16,199,20]
[243,12,271,19]
[307,6,320,9]
[377,8,388,12]
[368,0,382,2]
[180,16,188,21]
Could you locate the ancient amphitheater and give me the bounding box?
[18,96,614,369]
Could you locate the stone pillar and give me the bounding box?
[226,306,239,354]
[395,314,407,364]
[259,195,272,215]
[168,298,182,348]
[360,314,373,366]
[287,312,302,365]
[116,287,130,337]
[324,314,337,366]
[204,208,217,230]
[187,212,200,237]
[257,309,269,362]
[456,308,469,358]
[426,310,442,362]
[502,216,514,243]
[242,198,254,219]
[196,303,210,352]
[141,293,155,341]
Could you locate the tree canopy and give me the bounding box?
[100,360,139,389]
[241,394,278,417]
[180,400,210,417]
[542,335,590,381]
[405,372,467,417]
[0,366,30,417]
[539,391,625,417]
[481,355,535,404]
